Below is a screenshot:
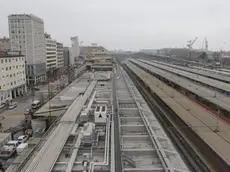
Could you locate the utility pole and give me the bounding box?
[47,70,52,122]
[67,65,74,84]
[31,82,35,102]
[214,108,220,132]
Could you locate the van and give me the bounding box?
[31,100,41,109]
[16,143,28,154]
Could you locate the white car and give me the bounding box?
[0,104,5,109]
[17,135,29,144]
[8,102,17,109]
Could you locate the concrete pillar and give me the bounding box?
[24,85,27,93]
[17,88,19,97]
[34,76,37,86]
[13,89,17,98]
[19,87,22,96]
[21,87,23,95]
[16,88,19,97]
[9,91,12,101]
[0,93,3,105]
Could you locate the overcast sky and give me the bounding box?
[1,0,230,51]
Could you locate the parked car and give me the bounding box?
[17,135,29,144]
[6,141,20,147]
[34,86,40,91]
[24,108,33,115]
[31,100,41,109]
[8,102,17,109]
[0,104,5,109]
[0,141,19,160]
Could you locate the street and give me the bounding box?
[0,76,67,131]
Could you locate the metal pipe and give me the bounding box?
[88,114,110,172]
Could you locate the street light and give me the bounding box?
[214,108,220,132]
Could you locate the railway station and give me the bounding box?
[2,56,230,172]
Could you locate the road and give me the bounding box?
[0,76,68,131]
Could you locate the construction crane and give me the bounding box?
[204,38,208,52]
[187,37,198,49]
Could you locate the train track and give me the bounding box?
[122,63,211,172]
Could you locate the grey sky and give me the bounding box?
[1,0,230,51]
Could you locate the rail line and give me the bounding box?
[122,63,211,172]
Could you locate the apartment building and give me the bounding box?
[0,37,11,51]
[0,51,27,105]
[8,14,46,85]
[57,42,64,68]
[45,33,57,70]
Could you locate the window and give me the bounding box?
[10,74,12,78]
[9,59,11,62]
[16,59,17,62]
[13,73,15,77]
[9,67,11,70]
[6,67,8,71]
[1,60,3,63]
[5,59,7,63]
[14,81,16,84]
[16,65,18,69]
[11,82,12,85]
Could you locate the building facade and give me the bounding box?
[0,37,11,51]
[56,42,64,68]
[63,47,70,66]
[69,36,80,66]
[81,44,107,60]
[0,51,27,105]
[45,33,57,70]
[8,14,46,85]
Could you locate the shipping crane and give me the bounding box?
[187,37,198,49]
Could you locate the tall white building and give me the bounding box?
[0,51,27,105]
[8,14,46,85]
[69,36,80,66]
[56,42,64,68]
[45,33,57,70]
